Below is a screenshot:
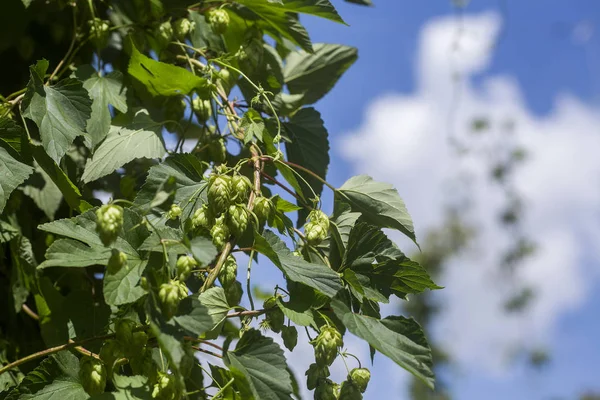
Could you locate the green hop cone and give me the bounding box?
[218,255,237,288]
[231,174,252,203]
[96,204,124,246]
[115,319,136,347]
[166,204,182,220]
[88,18,110,48]
[155,20,173,47]
[305,221,327,246]
[173,18,194,40]
[208,173,232,214]
[158,280,188,319]
[152,372,179,400]
[263,297,284,333]
[208,138,227,164]
[306,363,330,391]
[253,196,274,227]
[227,204,249,237]
[210,216,230,250]
[313,326,343,367]
[177,255,198,281]
[207,8,230,34]
[192,97,212,122]
[99,339,123,376]
[164,97,186,132]
[308,209,330,230]
[349,368,371,393]
[338,380,363,400]
[79,357,107,396]
[224,280,243,306]
[281,325,298,351]
[314,379,338,400]
[107,250,127,274]
[192,204,213,229]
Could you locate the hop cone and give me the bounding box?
[173,18,194,40]
[152,372,179,400]
[314,379,338,400]
[231,174,252,203]
[158,280,188,320]
[88,18,110,48]
[227,204,249,237]
[313,326,343,367]
[96,204,124,246]
[219,255,237,288]
[79,357,107,396]
[225,280,243,306]
[305,221,327,246]
[208,174,232,214]
[176,255,197,280]
[210,216,230,250]
[263,297,284,333]
[107,250,127,274]
[208,9,230,34]
[166,204,182,220]
[306,363,330,391]
[349,368,371,393]
[338,380,363,400]
[192,204,213,229]
[253,196,274,226]
[192,97,212,122]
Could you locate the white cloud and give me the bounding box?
[340,11,600,377]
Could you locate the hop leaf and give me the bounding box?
[227,204,249,237]
[208,174,232,214]
[96,204,124,246]
[349,368,371,393]
[313,326,343,367]
[207,9,230,34]
[79,357,107,396]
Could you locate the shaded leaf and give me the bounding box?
[104,260,148,306]
[0,147,33,213]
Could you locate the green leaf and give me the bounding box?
[0,220,19,243]
[240,109,267,144]
[39,238,112,268]
[128,44,210,97]
[276,295,315,327]
[284,107,329,225]
[0,147,34,213]
[6,351,85,400]
[139,227,188,254]
[329,202,361,269]
[135,154,207,221]
[227,329,294,400]
[345,0,373,5]
[92,375,151,399]
[189,236,218,266]
[82,110,166,182]
[22,60,92,163]
[22,167,63,220]
[29,143,89,213]
[104,259,148,306]
[78,68,128,147]
[331,294,435,389]
[338,175,418,245]
[0,118,24,154]
[283,44,357,105]
[198,287,230,338]
[173,297,214,337]
[254,230,342,297]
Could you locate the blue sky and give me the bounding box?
[292,1,600,399]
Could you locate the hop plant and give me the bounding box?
[166,204,182,220]
[253,196,274,226]
[306,363,330,391]
[88,18,110,48]
[176,255,198,280]
[348,368,371,393]
[208,138,227,164]
[99,339,123,376]
[231,174,252,203]
[210,215,230,250]
[115,319,136,347]
[207,8,230,34]
[308,209,330,230]
[312,326,343,367]
[314,379,338,400]
[158,280,188,319]
[218,255,238,288]
[208,173,232,214]
[224,280,243,306]
[107,250,127,274]
[130,348,157,382]
[192,97,212,122]
[152,372,179,400]
[263,296,284,333]
[227,204,249,237]
[96,204,124,246]
[164,97,186,132]
[338,380,363,400]
[79,357,107,396]
[192,204,213,229]
[173,18,194,40]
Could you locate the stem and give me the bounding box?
[0,332,115,375]
[278,160,337,192]
[225,309,266,318]
[21,304,39,320]
[246,249,255,310]
[260,171,313,210]
[191,346,222,359]
[211,378,235,398]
